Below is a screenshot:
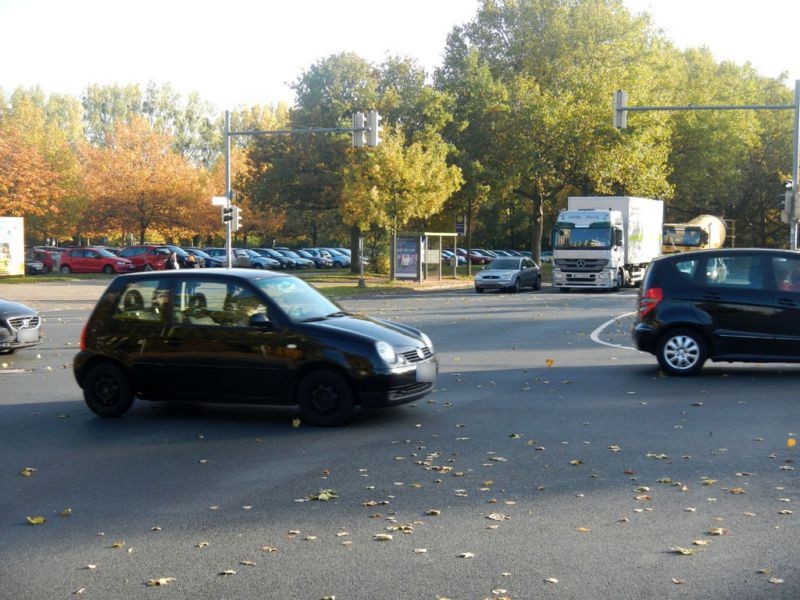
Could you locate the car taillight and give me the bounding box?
[80,321,88,350]
[638,287,663,318]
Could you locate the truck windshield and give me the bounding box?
[555,226,612,249]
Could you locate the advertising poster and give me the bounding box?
[395,235,420,279]
[0,217,25,276]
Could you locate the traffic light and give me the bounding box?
[222,206,233,224]
[352,112,365,147]
[366,110,381,147]
[233,206,242,231]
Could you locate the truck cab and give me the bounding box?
[552,210,625,290]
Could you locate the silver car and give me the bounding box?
[0,299,42,354]
[474,257,541,293]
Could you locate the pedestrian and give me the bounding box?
[165,251,180,270]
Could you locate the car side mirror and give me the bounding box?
[249,313,273,329]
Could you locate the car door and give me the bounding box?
[162,277,289,401]
[768,253,800,357]
[520,258,536,287]
[83,249,103,272]
[696,253,777,356]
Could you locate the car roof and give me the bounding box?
[109,268,287,283]
[653,248,800,263]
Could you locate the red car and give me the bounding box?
[58,247,136,274]
[117,245,171,271]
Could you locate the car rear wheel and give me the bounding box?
[475,287,484,293]
[533,275,542,291]
[297,369,354,427]
[83,362,134,417]
[656,328,707,376]
[60,265,71,274]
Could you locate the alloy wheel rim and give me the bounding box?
[664,335,700,370]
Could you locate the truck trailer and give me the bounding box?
[551,196,663,291]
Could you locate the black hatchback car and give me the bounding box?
[633,248,800,375]
[74,269,437,425]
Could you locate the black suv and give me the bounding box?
[633,248,800,375]
[73,269,437,425]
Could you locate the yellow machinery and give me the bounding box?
[662,215,726,254]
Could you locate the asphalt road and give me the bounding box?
[1,281,798,599]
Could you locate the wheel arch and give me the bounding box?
[291,360,359,406]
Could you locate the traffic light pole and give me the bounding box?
[222,109,380,268]
[614,81,800,249]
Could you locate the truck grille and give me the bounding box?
[8,316,41,331]
[554,258,608,272]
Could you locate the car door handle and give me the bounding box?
[701,292,721,300]
[777,298,797,307]
[163,339,183,346]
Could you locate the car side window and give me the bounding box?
[773,256,800,292]
[174,280,268,327]
[703,255,764,290]
[113,280,170,323]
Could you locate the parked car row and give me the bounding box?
[24,244,359,274]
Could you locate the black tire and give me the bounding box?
[297,369,354,427]
[43,266,51,274]
[511,278,521,293]
[656,328,707,376]
[103,265,114,274]
[559,286,570,293]
[83,362,134,417]
[0,348,15,355]
[60,265,71,274]
[475,287,485,294]
[253,263,264,269]
[533,275,542,291]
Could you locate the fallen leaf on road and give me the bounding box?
[145,578,175,586]
[26,516,46,525]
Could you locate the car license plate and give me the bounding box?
[17,328,39,343]
[416,361,436,383]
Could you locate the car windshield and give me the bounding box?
[254,276,342,322]
[282,250,301,258]
[555,226,612,249]
[97,248,118,258]
[489,258,522,270]
[189,249,212,259]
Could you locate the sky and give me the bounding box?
[2,0,800,111]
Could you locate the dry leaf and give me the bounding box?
[239,560,256,566]
[457,552,474,558]
[545,358,554,367]
[414,548,427,554]
[693,540,711,546]
[111,541,125,548]
[60,508,72,517]
[291,418,301,428]
[729,487,746,494]
[544,577,558,583]
[195,542,210,548]
[576,527,591,533]
[672,578,686,584]
[769,578,784,584]
[487,513,510,521]
[218,569,237,576]
[145,577,176,586]
[26,516,46,525]
[374,534,393,541]
[20,467,37,477]
[261,546,278,552]
[426,509,441,516]
[708,528,729,536]
[671,547,694,555]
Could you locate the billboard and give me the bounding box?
[0,217,25,276]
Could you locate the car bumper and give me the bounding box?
[0,327,41,351]
[475,279,515,291]
[632,323,658,354]
[357,358,438,408]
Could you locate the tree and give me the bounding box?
[80,116,205,243]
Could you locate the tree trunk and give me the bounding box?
[350,225,361,275]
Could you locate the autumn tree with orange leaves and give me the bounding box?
[81,116,208,244]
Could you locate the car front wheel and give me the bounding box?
[533,275,542,291]
[83,362,134,417]
[60,265,71,273]
[656,328,707,376]
[297,369,354,427]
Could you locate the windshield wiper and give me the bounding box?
[326,311,349,318]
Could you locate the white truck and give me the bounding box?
[551,196,663,291]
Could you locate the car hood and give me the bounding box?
[0,299,37,315]
[300,314,426,348]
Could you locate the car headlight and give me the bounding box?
[375,341,397,364]
[498,272,513,279]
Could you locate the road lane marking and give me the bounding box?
[590,311,638,350]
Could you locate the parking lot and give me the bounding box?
[1,281,798,599]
